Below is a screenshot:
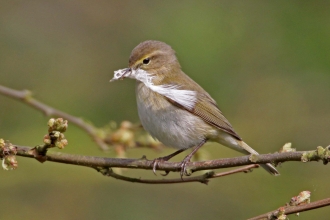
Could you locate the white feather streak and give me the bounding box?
[112,68,197,110]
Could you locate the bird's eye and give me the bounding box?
[143,58,150,65]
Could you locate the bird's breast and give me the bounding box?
[135,82,213,149]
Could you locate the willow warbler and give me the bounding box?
[111,40,279,177]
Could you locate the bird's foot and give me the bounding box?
[150,149,185,176]
[179,140,207,179]
[179,156,193,179]
[151,157,171,176]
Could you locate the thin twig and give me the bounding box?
[95,164,259,184]
[211,164,259,177]
[248,198,330,220]
[0,85,109,151]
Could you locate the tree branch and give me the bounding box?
[95,164,259,184]
[248,198,330,220]
[0,85,109,151]
[2,85,330,217]
[13,145,329,175]
[12,144,264,184]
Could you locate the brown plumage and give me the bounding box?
[112,40,279,176]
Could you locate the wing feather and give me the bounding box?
[161,72,242,140]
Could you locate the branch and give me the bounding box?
[0,85,109,151]
[249,197,330,220]
[13,144,330,175]
[2,85,330,218]
[95,164,259,184]
[2,84,330,186]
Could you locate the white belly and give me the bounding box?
[136,82,209,149]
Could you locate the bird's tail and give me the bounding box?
[238,141,280,176]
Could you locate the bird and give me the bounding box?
[110,40,279,177]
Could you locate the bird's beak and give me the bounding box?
[110,68,132,82]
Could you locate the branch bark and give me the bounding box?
[14,145,329,174]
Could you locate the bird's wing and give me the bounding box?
[162,72,242,140]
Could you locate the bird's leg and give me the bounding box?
[152,149,185,176]
[180,139,207,178]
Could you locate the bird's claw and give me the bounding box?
[151,158,171,176]
[160,170,170,176]
[152,160,158,175]
[179,160,192,179]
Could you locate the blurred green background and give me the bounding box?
[1,1,330,219]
